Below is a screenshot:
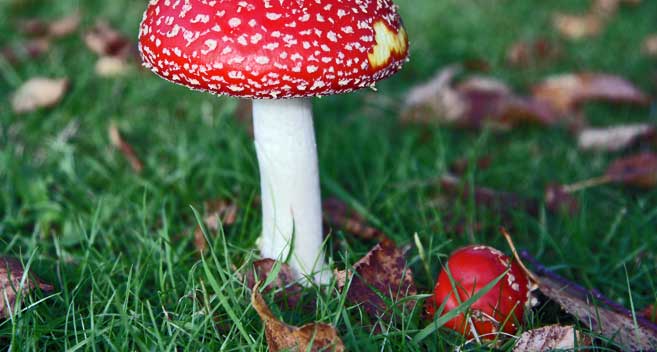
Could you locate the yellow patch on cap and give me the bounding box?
[367,21,408,70]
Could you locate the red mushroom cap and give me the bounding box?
[138,0,409,99]
[430,245,530,338]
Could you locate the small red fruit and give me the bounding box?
[429,245,530,338]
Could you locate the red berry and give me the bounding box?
[430,245,530,338]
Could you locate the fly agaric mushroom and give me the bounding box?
[428,245,530,338]
[138,0,409,283]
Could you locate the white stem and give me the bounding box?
[253,98,330,284]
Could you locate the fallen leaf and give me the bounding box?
[47,11,81,38]
[243,259,304,309]
[643,35,657,58]
[532,73,650,116]
[605,152,657,188]
[553,13,604,40]
[643,305,656,323]
[1,39,50,65]
[193,198,239,254]
[577,124,656,152]
[336,240,417,323]
[544,184,579,215]
[19,11,80,38]
[84,20,133,59]
[108,123,143,173]
[462,58,491,72]
[522,252,657,351]
[439,174,540,218]
[506,38,561,68]
[322,198,386,242]
[513,325,586,351]
[95,56,131,77]
[402,67,557,129]
[11,77,69,114]
[18,18,50,37]
[252,282,344,352]
[552,0,634,40]
[1,257,53,319]
[402,65,465,125]
[449,156,493,176]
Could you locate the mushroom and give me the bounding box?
[427,245,530,338]
[138,0,409,284]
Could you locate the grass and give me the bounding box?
[1,0,656,350]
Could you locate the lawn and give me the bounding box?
[1,0,656,350]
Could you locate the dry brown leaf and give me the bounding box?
[577,124,656,151]
[523,252,657,351]
[402,67,557,129]
[439,174,540,218]
[605,152,657,188]
[0,257,53,319]
[506,38,561,68]
[553,13,604,40]
[544,184,580,215]
[84,20,133,59]
[643,35,657,58]
[47,11,81,38]
[193,198,239,254]
[108,123,143,173]
[11,77,69,114]
[449,156,492,176]
[513,325,586,351]
[322,198,386,242]
[1,39,50,65]
[402,65,465,124]
[243,259,304,309]
[19,11,80,39]
[95,56,131,77]
[552,0,635,40]
[643,305,656,323]
[532,73,650,116]
[336,240,417,323]
[202,199,239,230]
[252,282,344,352]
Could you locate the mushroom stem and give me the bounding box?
[253,98,330,284]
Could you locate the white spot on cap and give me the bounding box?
[201,39,217,54]
[255,56,270,64]
[229,18,241,28]
[266,13,282,20]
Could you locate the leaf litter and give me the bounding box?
[335,239,417,325]
[402,66,557,129]
[522,251,657,351]
[251,281,344,352]
[577,124,656,152]
[513,325,588,351]
[193,198,239,254]
[108,122,144,174]
[532,73,650,117]
[553,0,642,40]
[0,257,54,319]
[11,77,69,114]
[84,20,136,77]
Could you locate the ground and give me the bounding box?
[1,0,656,350]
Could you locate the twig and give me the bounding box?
[500,228,540,285]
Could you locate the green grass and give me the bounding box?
[1,0,656,350]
